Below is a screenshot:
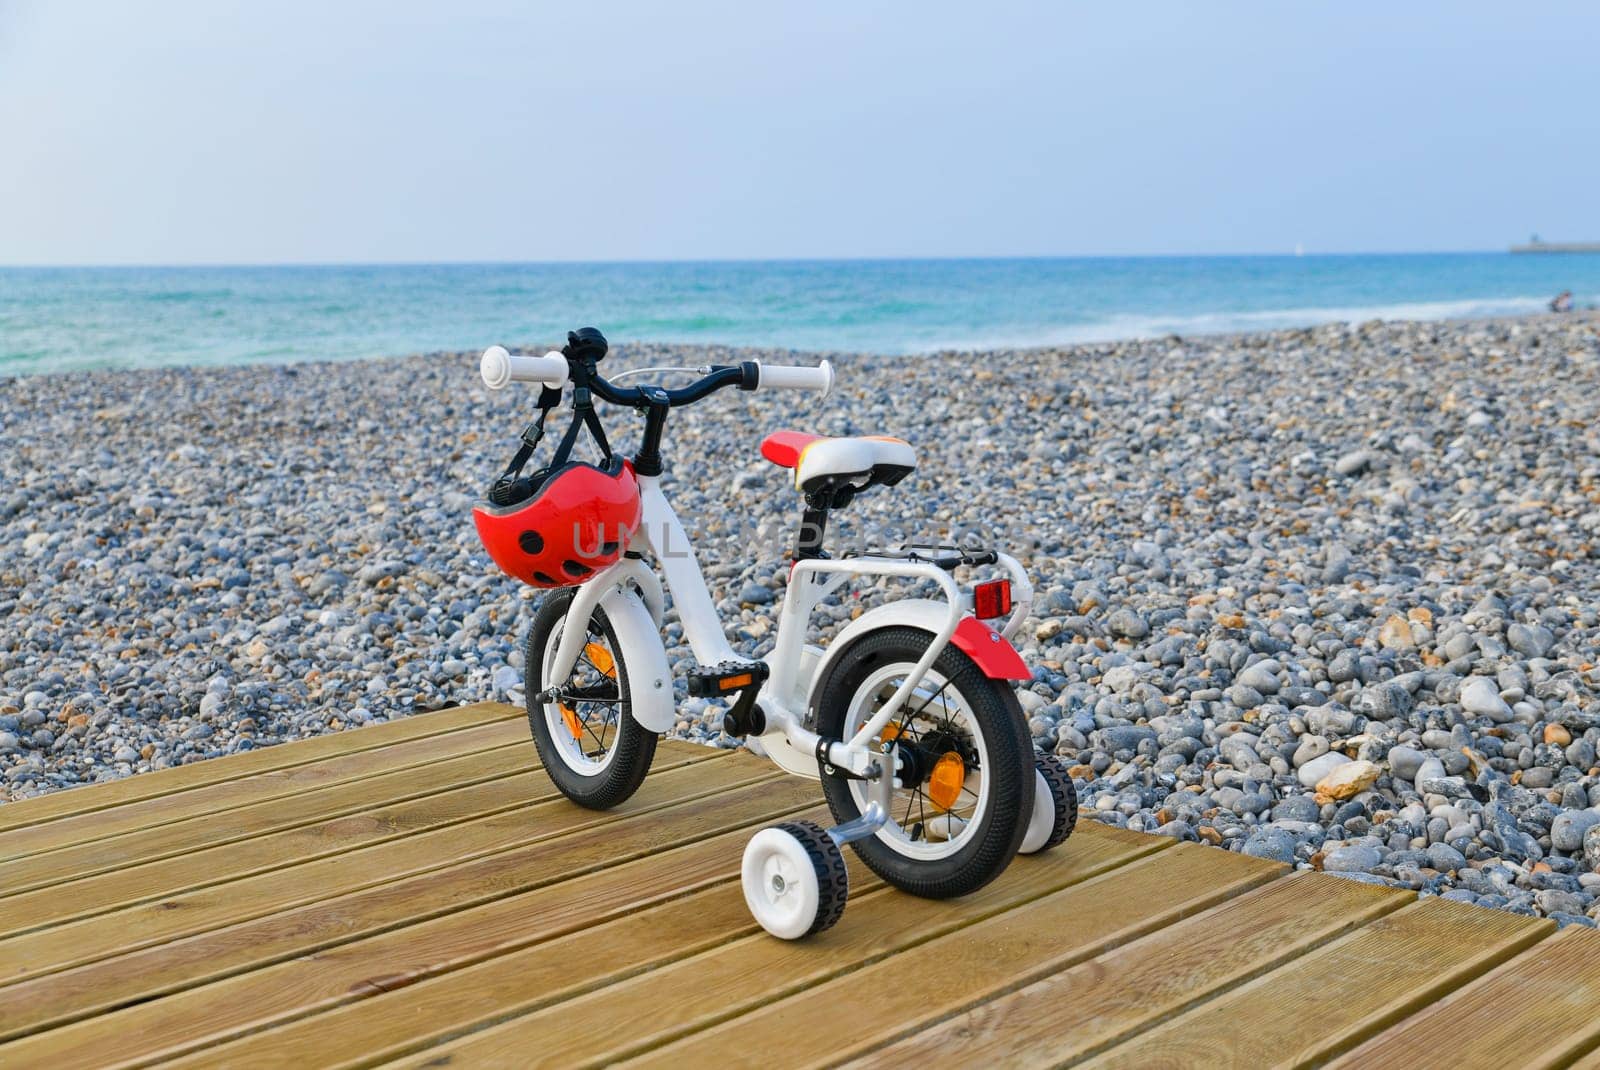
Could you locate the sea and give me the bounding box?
[3,253,1600,376]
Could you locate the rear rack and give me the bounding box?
[842,542,999,572]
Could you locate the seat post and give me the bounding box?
[795,503,829,560]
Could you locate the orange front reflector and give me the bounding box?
[559,704,583,741]
[584,642,616,678]
[927,752,966,811]
[719,673,753,691]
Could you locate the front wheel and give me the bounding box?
[812,627,1034,900]
[525,589,657,810]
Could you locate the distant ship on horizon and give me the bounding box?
[1511,235,1600,253]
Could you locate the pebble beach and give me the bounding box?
[4,313,1600,925]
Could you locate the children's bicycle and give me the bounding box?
[473,327,1077,939]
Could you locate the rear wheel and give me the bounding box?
[525,590,657,810]
[812,627,1033,900]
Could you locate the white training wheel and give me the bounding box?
[741,820,849,940]
[1019,752,1079,855]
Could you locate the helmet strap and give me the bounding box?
[490,383,565,495]
[550,390,613,469]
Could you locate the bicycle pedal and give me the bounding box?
[686,660,769,698]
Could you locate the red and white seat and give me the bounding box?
[760,431,917,494]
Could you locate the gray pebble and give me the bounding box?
[1106,609,1150,640]
[1387,745,1427,781]
[1324,844,1383,873]
[1460,677,1512,722]
[1507,623,1556,659]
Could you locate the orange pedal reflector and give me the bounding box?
[927,751,966,811]
[559,704,584,741]
[719,673,753,691]
[880,722,906,743]
[584,642,616,678]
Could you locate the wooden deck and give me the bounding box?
[2,701,1597,1069]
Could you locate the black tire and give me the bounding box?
[778,820,850,937]
[525,590,657,810]
[812,626,1034,900]
[1031,752,1079,852]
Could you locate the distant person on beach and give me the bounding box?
[1550,290,1574,313]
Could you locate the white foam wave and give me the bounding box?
[916,294,1580,353]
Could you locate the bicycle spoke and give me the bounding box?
[909,677,952,719]
[560,687,614,703]
[891,689,920,742]
[580,714,607,756]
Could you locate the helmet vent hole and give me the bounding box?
[598,540,621,557]
[532,570,558,586]
[562,560,593,578]
[518,530,545,554]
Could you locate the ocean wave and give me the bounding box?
[918,294,1587,353]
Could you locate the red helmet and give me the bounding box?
[473,457,642,588]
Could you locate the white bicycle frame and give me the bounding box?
[543,471,1033,781]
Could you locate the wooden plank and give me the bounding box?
[0,779,826,1066]
[1080,896,1553,1069]
[1325,924,1600,1070]
[392,834,1272,1070]
[0,715,530,862]
[0,736,531,893]
[0,702,519,832]
[608,840,1283,1070]
[0,750,755,982]
[20,810,873,1068]
[836,871,1408,1069]
[0,744,718,941]
[1568,1041,1600,1069]
[0,750,549,939]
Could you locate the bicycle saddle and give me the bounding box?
[760,431,916,494]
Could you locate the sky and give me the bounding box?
[2,2,1597,265]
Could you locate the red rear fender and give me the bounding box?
[952,616,1031,680]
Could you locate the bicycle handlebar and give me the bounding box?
[480,345,832,404]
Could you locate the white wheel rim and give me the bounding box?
[540,619,623,776]
[742,829,821,940]
[1018,766,1054,854]
[841,664,989,862]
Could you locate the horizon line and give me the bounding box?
[0,248,1529,271]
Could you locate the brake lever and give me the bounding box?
[607,365,714,383]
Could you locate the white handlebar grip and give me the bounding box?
[757,360,834,398]
[479,346,569,390]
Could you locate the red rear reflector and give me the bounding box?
[973,579,1012,620]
